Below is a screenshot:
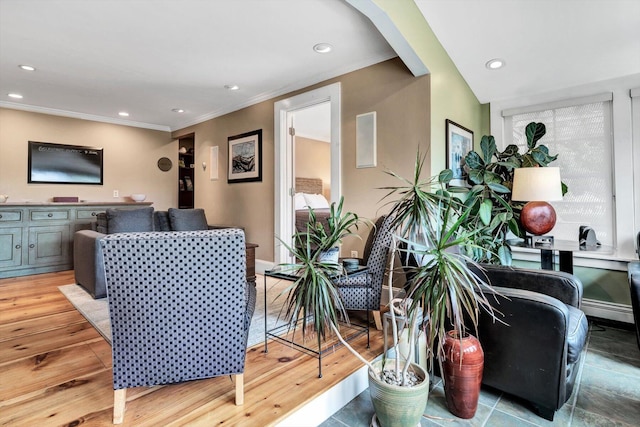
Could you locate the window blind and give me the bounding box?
[503,96,614,246]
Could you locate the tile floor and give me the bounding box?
[318,321,640,427]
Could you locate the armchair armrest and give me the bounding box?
[476,264,583,308]
[74,229,107,298]
[479,286,575,412]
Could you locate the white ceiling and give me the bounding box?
[0,0,395,131]
[1,0,639,132]
[415,0,640,104]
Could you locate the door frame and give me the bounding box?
[273,83,341,265]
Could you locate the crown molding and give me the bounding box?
[0,102,171,132]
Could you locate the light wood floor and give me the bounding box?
[0,271,383,426]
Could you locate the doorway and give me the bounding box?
[274,83,341,265]
[177,133,195,209]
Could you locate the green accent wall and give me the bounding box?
[372,0,489,175]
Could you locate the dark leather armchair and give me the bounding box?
[471,264,588,421]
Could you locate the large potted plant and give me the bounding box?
[379,152,500,420]
[274,152,500,425]
[275,194,432,426]
[276,197,363,348]
[445,122,566,265]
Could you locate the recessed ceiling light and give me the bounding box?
[224,84,240,91]
[313,43,332,53]
[172,108,185,113]
[118,111,129,117]
[486,58,505,70]
[8,93,23,99]
[19,65,36,71]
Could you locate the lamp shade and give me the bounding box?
[511,167,563,202]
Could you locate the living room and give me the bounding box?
[1,1,639,426]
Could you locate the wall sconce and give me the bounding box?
[511,167,563,239]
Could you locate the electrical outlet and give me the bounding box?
[113,190,119,198]
[351,250,358,258]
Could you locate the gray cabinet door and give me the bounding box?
[0,227,23,268]
[27,225,70,267]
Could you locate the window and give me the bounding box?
[503,94,614,246]
[632,88,640,243]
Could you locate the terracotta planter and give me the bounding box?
[368,359,429,427]
[442,330,484,419]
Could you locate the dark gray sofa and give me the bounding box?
[74,207,212,298]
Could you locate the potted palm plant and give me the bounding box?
[274,153,500,426]
[378,152,501,421]
[275,197,363,347]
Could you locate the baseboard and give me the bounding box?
[256,259,274,275]
[582,298,634,324]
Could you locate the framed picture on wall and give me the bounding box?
[227,129,262,183]
[445,119,473,186]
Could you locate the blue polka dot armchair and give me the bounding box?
[100,228,256,424]
[333,215,393,330]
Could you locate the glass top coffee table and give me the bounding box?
[263,265,369,378]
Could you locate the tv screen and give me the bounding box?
[28,141,104,185]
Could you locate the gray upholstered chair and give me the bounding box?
[333,215,393,330]
[100,229,255,424]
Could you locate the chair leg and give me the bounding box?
[113,388,127,424]
[234,373,244,405]
[373,310,383,330]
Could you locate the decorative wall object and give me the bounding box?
[356,111,377,168]
[445,119,474,186]
[228,130,262,183]
[209,146,219,180]
[157,157,172,171]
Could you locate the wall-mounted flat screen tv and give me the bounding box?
[28,141,104,185]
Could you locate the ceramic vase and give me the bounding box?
[442,330,484,419]
[368,359,429,427]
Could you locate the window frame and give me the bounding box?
[489,77,640,270]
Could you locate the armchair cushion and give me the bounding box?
[168,208,208,231]
[96,213,108,233]
[154,211,171,231]
[105,207,154,233]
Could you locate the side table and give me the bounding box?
[508,238,613,274]
[263,266,370,378]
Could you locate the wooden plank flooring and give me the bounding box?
[0,271,383,426]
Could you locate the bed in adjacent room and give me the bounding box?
[294,177,331,233]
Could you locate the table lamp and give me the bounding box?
[511,167,563,240]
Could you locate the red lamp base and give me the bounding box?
[520,201,557,235]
